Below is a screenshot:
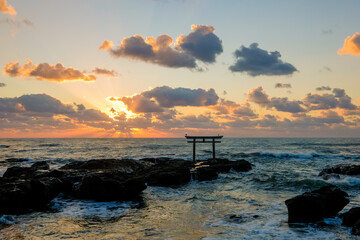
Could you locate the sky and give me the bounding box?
[0,0,359,138]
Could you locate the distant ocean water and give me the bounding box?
[0,138,360,239]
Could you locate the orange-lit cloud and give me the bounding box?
[338,32,360,56]
[1,86,359,138]
[100,25,223,69]
[3,59,96,82]
[99,40,114,50]
[0,0,16,15]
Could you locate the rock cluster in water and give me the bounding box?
[319,163,360,179]
[0,158,253,215]
[285,185,349,223]
[284,163,360,236]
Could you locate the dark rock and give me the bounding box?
[319,164,360,176]
[0,158,254,215]
[3,161,50,178]
[61,159,145,174]
[72,173,146,201]
[194,167,218,181]
[225,214,243,223]
[353,220,360,235]
[143,159,192,186]
[5,158,29,163]
[285,185,349,223]
[340,207,360,227]
[321,173,341,180]
[0,177,63,214]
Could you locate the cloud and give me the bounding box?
[209,99,257,117]
[99,25,223,69]
[99,40,114,50]
[303,88,356,110]
[3,59,96,82]
[248,86,306,113]
[109,86,219,113]
[338,32,360,56]
[322,29,333,35]
[275,83,292,88]
[175,25,223,63]
[0,0,16,15]
[229,43,297,76]
[0,94,113,136]
[0,82,5,87]
[316,86,331,91]
[92,67,118,77]
[0,18,33,27]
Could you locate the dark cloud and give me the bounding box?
[303,88,356,110]
[142,86,219,108]
[248,86,306,113]
[110,86,218,113]
[316,86,331,91]
[229,43,297,76]
[99,25,223,69]
[175,25,223,63]
[92,68,118,77]
[275,83,292,88]
[3,60,96,82]
[0,82,6,87]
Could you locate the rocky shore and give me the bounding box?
[0,158,252,215]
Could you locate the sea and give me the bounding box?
[0,138,360,240]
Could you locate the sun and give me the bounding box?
[107,98,137,119]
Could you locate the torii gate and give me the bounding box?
[185,135,223,162]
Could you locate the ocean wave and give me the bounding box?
[235,151,320,159]
[51,197,136,219]
[38,143,61,147]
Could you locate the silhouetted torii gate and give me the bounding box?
[185,135,223,162]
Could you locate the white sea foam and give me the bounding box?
[51,198,134,219]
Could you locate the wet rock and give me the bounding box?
[142,159,192,186]
[5,158,29,163]
[319,164,360,176]
[72,173,146,201]
[285,185,349,223]
[353,220,360,235]
[0,177,63,214]
[193,167,218,181]
[3,161,50,178]
[61,159,145,174]
[225,214,243,223]
[340,207,360,227]
[321,173,341,180]
[0,158,254,214]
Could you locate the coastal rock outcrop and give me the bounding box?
[285,185,349,223]
[3,161,50,178]
[319,164,360,177]
[340,207,360,235]
[0,158,253,214]
[0,177,63,214]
